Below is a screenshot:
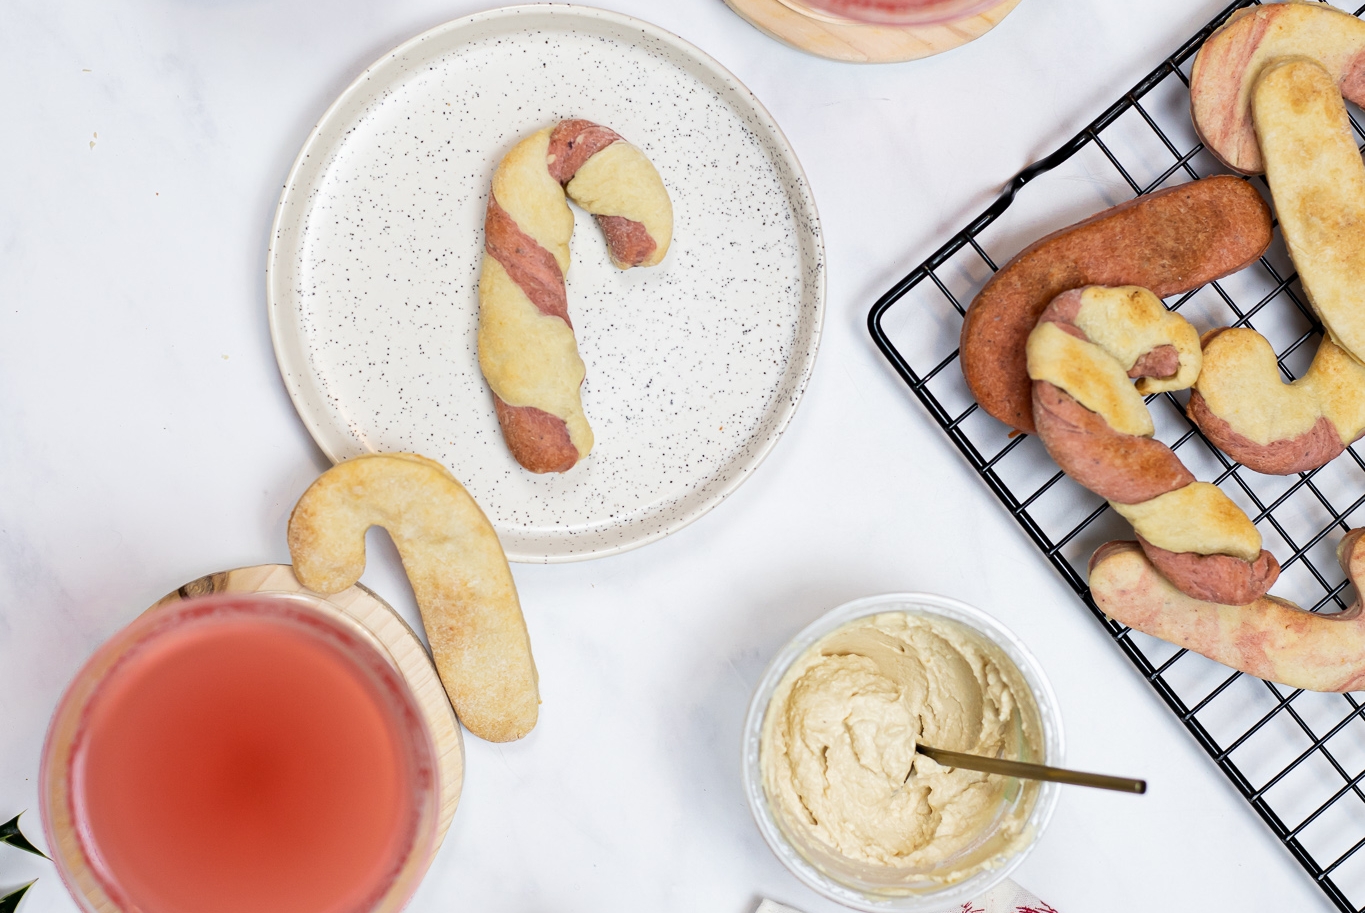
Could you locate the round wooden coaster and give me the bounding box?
[723,0,1022,63]
[150,564,464,850]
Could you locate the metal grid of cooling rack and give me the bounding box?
[868,2,1365,910]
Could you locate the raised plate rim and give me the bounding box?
[265,3,826,563]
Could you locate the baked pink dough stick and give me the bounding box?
[1090,532,1365,692]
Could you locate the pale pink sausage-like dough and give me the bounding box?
[1091,533,1365,693]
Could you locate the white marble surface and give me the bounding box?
[0,1,1340,911]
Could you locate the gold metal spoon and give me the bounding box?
[915,744,1146,794]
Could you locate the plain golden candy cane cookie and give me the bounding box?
[478,119,672,473]
[288,453,539,742]
[1027,286,1279,605]
[1188,57,1365,474]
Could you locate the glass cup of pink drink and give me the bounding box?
[41,591,441,913]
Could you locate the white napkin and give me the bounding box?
[757,878,1057,913]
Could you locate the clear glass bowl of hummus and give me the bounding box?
[742,593,1062,911]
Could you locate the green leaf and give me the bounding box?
[0,814,47,859]
[0,880,35,913]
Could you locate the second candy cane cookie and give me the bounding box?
[478,120,673,473]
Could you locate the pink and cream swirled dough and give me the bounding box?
[962,3,1365,692]
[478,119,672,474]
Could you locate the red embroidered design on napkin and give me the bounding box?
[1015,904,1058,913]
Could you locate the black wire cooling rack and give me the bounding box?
[868,2,1365,910]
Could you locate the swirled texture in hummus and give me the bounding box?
[760,612,1038,878]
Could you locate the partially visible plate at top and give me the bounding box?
[267,4,824,562]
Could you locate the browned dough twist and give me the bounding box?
[479,119,672,473]
[1029,288,1279,605]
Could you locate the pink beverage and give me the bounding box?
[792,0,1002,25]
[41,593,440,913]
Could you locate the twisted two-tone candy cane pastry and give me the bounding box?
[1027,285,1279,605]
[1187,58,1365,474]
[478,119,672,473]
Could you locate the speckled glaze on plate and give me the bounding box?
[267,5,824,563]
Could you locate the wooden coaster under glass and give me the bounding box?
[724,0,1022,63]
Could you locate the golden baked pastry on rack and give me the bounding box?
[1027,285,1279,606]
[1189,58,1365,474]
[1090,29,1365,691]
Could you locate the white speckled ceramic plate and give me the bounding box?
[267,5,824,563]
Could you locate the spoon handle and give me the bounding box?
[916,745,1146,794]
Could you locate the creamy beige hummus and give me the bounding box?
[760,612,1039,881]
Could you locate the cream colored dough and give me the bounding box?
[1073,286,1201,393]
[1255,57,1365,361]
[1197,329,1365,447]
[1111,482,1262,562]
[287,453,539,743]
[565,141,673,266]
[490,128,573,271]
[477,258,593,456]
[760,613,1039,878]
[1026,321,1153,437]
